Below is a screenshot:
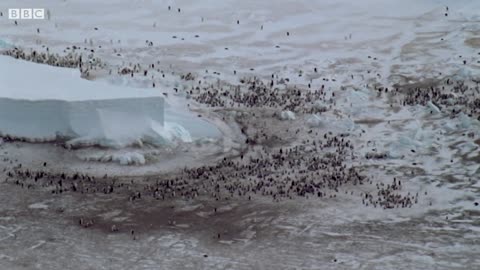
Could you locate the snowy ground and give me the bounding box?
[0,0,480,269]
[0,181,478,270]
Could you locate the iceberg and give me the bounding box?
[0,55,208,148]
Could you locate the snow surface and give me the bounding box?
[0,55,161,101]
[306,114,324,128]
[2,0,478,84]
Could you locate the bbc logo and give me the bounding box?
[8,8,45,20]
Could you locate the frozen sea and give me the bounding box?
[0,0,479,269]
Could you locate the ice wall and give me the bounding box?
[0,97,165,148]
